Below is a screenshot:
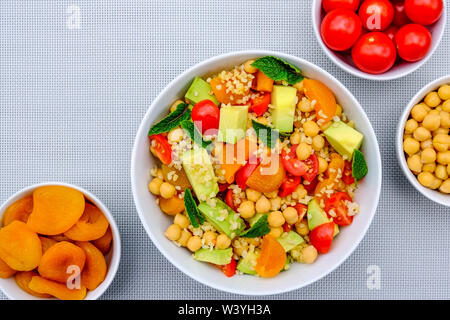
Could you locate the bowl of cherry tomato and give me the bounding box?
[312,0,446,80]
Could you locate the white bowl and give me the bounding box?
[131,50,382,295]
[0,182,121,300]
[396,75,450,206]
[312,0,447,81]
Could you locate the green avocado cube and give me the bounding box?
[324,121,364,160]
[185,77,219,106]
[307,199,339,237]
[277,231,304,252]
[237,251,258,275]
[194,248,233,265]
[218,105,248,144]
[270,85,297,133]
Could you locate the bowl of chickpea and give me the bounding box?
[397,75,450,206]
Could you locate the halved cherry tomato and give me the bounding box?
[235,158,259,190]
[218,183,230,192]
[221,259,237,277]
[302,153,319,182]
[309,222,335,254]
[225,189,238,211]
[325,192,354,226]
[281,145,308,177]
[303,176,319,194]
[293,203,308,221]
[250,93,271,116]
[279,175,301,197]
[342,160,355,185]
[149,134,172,165]
[191,99,220,134]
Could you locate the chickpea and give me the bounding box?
[435,164,448,180]
[282,207,298,225]
[318,157,328,173]
[433,128,449,136]
[407,154,422,173]
[422,113,441,131]
[168,127,184,143]
[429,109,440,116]
[303,121,320,137]
[403,137,420,155]
[203,231,217,246]
[300,245,318,264]
[294,185,307,200]
[255,195,271,213]
[268,227,283,238]
[443,100,450,112]
[268,211,285,227]
[438,85,450,100]
[421,148,437,164]
[336,104,343,116]
[418,172,435,188]
[177,230,192,247]
[215,234,231,249]
[413,127,431,142]
[270,197,281,211]
[165,224,181,241]
[264,190,278,199]
[160,182,176,199]
[298,98,314,113]
[312,135,325,151]
[411,103,429,122]
[174,213,190,229]
[246,188,261,202]
[148,177,163,195]
[440,111,450,128]
[296,143,312,160]
[295,219,309,236]
[405,119,419,134]
[234,245,248,257]
[243,60,257,73]
[290,132,301,145]
[430,177,442,189]
[187,236,202,252]
[423,162,436,173]
[170,100,185,112]
[238,200,256,219]
[448,164,450,175]
[421,139,433,150]
[439,179,450,193]
[437,151,450,165]
[433,134,449,152]
[424,91,441,108]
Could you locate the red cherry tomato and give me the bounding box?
[404,0,443,25]
[225,189,238,211]
[218,183,230,192]
[323,0,360,12]
[281,145,308,177]
[342,160,355,185]
[221,259,237,277]
[325,192,354,226]
[320,9,363,51]
[309,222,335,254]
[351,32,397,74]
[293,203,308,220]
[384,25,399,40]
[392,0,411,26]
[302,153,320,182]
[250,93,271,116]
[395,23,432,62]
[235,159,259,190]
[149,134,172,165]
[303,176,319,194]
[191,99,220,134]
[279,175,301,197]
[359,0,394,31]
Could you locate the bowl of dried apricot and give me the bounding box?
[0,182,121,300]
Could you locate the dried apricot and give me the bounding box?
[92,227,113,254]
[15,271,51,298]
[76,241,107,290]
[1,195,33,226]
[28,276,86,300]
[38,241,85,283]
[27,186,85,235]
[0,221,42,271]
[64,203,109,241]
[0,257,16,278]
[255,235,286,278]
[39,236,58,254]
[50,234,73,242]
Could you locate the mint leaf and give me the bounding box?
[252,120,288,148]
[352,149,368,181]
[184,188,204,228]
[148,103,191,136]
[251,56,303,85]
[180,120,213,150]
[240,214,270,238]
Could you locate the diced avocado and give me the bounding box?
[194,248,233,265]
[197,199,246,239]
[237,251,258,275]
[248,213,264,227]
[307,199,339,237]
[324,121,364,160]
[181,148,219,201]
[277,231,304,252]
[270,85,297,133]
[185,77,219,106]
[218,106,248,144]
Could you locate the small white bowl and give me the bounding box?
[0,182,121,300]
[131,50,382,295]
[397,75,450,206]
[312,0,447,81]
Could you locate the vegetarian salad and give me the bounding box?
[147,56,368,278]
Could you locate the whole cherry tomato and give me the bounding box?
[149,134,172,165]
[351,32,397,74]
[323,0,360,12]
[404,0,443,25]
[302,153,319,182]
[309,222,335,254]
[325,192,354,226]
[250,92,271,116]
[191,99,220,135]
[395,23,432,62]
[320,9,362,51]
[342,160,356,184]
[392,0,411,26]
[359,0,394,31]
[281,145,308,177]
[279,175,301,197]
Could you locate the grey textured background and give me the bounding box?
[0,0,449,300]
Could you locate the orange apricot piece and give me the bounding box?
[49,234,73,242]
[39,236,58,254]
[64,203,109,241]
[0,257,16,278]
[246,156,286,193]
[27,186,85,235]
[76,241,107,290]
[28,276,86,300]
[92,227,113,254]
[38,241,85,283]
[303,78,337,124]
[255,235,286,278]
[15,271,51,298]
[1,195,33,226]
[159,196,185,216]
[0,221,42,271]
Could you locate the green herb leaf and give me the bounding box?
[252,120,288,148]
[240,214,270,238]
[180,120,213,150]
[183,188,203,228]
[251,56,304,85]
[148,103,191,136]
[352,149,368,181]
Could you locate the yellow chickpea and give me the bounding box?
[433,127,449,136]
[439,179,450,193]
[418,172,435,188]
[312,135,325,151]
[238,200,256,219]
[148,177,163,195]
[243,60,257,73]
[160,182,176,199]
[298,98,314,113]
[303,121,320,137]
[318,157,328,173]
[422,162,436,173]
[296,143,312,160]
[448,164,450,175]
[421,148,437,164]
[264,191,278,199]
[437,151,450,165]
[294,185,307,200]
[413,127,431,142]
[203,231,217,246]
[421,139,433,150]
[443,100,450,112]
[269,227,283,238]
[255,195,271,213]
[268,211,285,227]
[177,230,192,247]
[405,119,419,134]
[422,113,441,131]
[433,134,449,152]
[246,188,261,202]
[425,91,441,108]
[435,164,448,180]
[440,111,450,128]
[187,236,202,252]
[411,103,429,122]
[300,245,318,264]
[165,224,181,241]
[407,154,422,173]
[282,207,299,225]
[429,109,440,116]
[170,100,185,112]
[270,197,282,211]
[403,137,420,155]
[216,234,231,249]
[438,85,450,100]
[290,132,301,145]
[295,219,309,236]
[174,213,190,229]
[430,177,442,189]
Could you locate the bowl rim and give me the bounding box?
[131,50,382,295]
[311,0,447,81]
[0,181,121,300]
[396,75,450,207]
